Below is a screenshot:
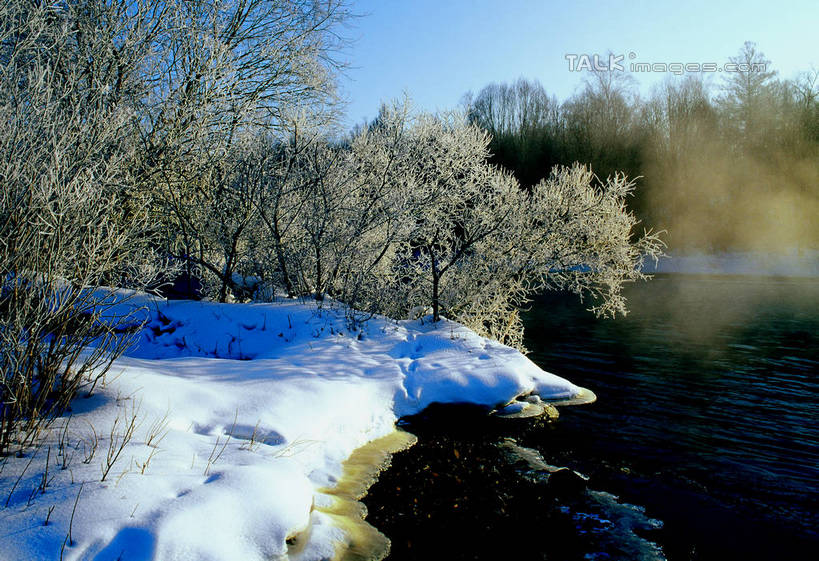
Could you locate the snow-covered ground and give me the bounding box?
[0,294,584,561]
[645,249,819,277]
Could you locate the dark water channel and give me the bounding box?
[364,275,819,560]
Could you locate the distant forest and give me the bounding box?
[465,42,819,251]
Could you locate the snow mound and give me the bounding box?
[0,295,581,561]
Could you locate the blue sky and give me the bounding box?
[337,0,818,129]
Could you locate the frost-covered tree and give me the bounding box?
[264,103,417,311]
[148,0,352,300]
[397,111,519,323]
[0,0,353,451]
[339,103,663,347]
[521,165,664,316]
[717,41,778,137]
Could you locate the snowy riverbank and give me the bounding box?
[0,294,584,561]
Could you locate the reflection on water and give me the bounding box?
[522,274,819,559]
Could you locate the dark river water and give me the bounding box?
[365,275,818,560]
[522,274,819,559]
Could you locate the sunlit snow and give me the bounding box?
[0,293,581,560]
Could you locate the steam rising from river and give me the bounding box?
[643,133,819,252]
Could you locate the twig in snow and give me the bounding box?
[145,409,170,448]
[38,446,53,494]
[239,419,263,452]
[138,446,160,475]
[69,483,83,544]
[204,409,237,475]
[81,421,99,464]
[58,417,73,470]
[4,447,38,508]
[101,401,140,482]
[61,483,83,560]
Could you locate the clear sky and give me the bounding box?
[338,0,818,130]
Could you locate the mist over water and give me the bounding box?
[642,121,819,252]
[468,45,819,254]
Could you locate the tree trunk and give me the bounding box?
[314,243,323,301]
[431,251,440,321]
[218,270,230,303]
[272,217,295,297]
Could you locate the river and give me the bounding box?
[364,274,818,560]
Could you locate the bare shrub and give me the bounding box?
[0,1,168,454]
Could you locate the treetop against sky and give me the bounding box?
[339,0,818,129]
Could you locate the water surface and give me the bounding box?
[522,274,819,559]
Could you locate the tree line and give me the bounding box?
[466,42,819,251]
